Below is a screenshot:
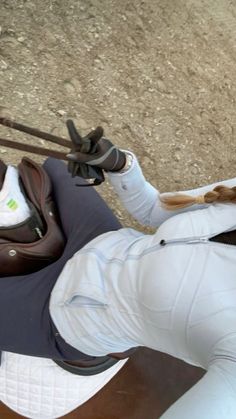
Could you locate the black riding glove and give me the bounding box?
[66,120,126,183]
[66,120,105,184]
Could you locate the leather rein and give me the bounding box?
[0,117,71,160]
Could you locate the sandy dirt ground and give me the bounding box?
[1,0,236,231]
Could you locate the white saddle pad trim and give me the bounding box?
[0,351,127,419]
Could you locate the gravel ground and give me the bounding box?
[1,0,236,231]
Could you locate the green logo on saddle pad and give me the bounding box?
[7,199,18,211]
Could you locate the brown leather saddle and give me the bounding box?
[0,157,65,276]
[0,117,71,277]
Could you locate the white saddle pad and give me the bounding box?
[0,351,127,419]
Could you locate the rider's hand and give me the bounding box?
[66,120,126,172]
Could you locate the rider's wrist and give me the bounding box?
[108,151,126,172]
[116,152,133,173]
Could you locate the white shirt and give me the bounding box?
[50,153,236,418]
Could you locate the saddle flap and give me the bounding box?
[18,157,51,213]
